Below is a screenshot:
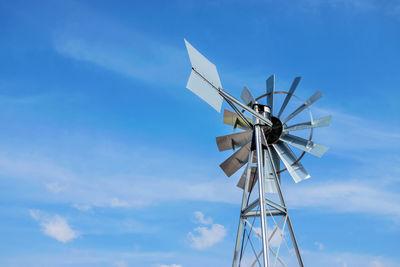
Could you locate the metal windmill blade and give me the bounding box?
[281,90,323,124]
[283,115,331,132]
[222,110,252,130]
[241,86,255,107]
[183,39,331,267]
[216,130,252,151]
[277,77,301,118]
[185,39,223,112]
[219,142,251,177]
[280,133,329,158]
[266,74,275,114]
[273,141,310,183]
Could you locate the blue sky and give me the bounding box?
[0,0,400,266]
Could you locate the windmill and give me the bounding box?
[183,39,331,267]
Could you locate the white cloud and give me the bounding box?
[252,226,285,248]
[188,212,227,251]
[188,224,226,250]
[269,227,285,248]
[73,203,92,211]
[300,250,400,267]
[29,209,79,243]
[113,261,127,267]
[157,264,183,267]
[53,19,186,88]
[285,180,400,220]
[1,104,397,227]
[0,247,179,267]
[0,148,239,209]
[110,197,130,208]
[371,260,384,267]
[315,241,324,250]
[45,182,67,193]
[188,212,227,250]
[0,153,76,184]
[193,211,213,225]
[310,107,400,154]
[29,209,41,220]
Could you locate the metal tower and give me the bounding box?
[183,39,331,266]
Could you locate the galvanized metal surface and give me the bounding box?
[280,133,329,158]
[277,77,301,119]
[273,141,310,183]
[266,75,275,115]
[264,149,278,194]
[216,130,252,152]
[185,39,222,90]
[254,109,270,266]
[223,109,252,130]
[219,142,251,177]
[266,145,304,267]
[283,115,332,132]
[282,90,323,124]
[184,40,331,267]
[220,89,272,127]
[185,40,223,112]
[241,86,255,107]
[236,165,257,192]
[232,150,255,267]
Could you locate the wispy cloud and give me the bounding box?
[113,261,127,267]
[314,241,324,250]
[252,226,285,248]
[54,36,186,87]
[312,107,400,154]
[45,181,67,193]
[73,203,92,211]
[29,209,79,243]
[1,105,399,222]
[301,250,400,267]
[286,180,400,220]
[0,143,239,209]
[278,106,400,221]
[52,4,187,89]
[0,248,178,267]
[110,197,130,208]
[193,211,213,225]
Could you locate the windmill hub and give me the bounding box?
[266,116,283,144]
[252,103,282,144]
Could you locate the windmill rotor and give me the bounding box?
[183,39,331,267]
[220,87,330,182]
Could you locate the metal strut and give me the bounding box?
[254,123,269,266]
[232,112,304,267]
[266,145,304,267]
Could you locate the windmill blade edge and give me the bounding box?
[266,74,275,114]
[280,133,329,158]
[237,165,257,192]
[241,86,255,107]
[277,77,301,118]
[186,71,223,112]
[185,39,223,112]
[219,142,251,177]
[283,115,332,132]
[223,109,252,130]
[282,90,323,124]
[273,142,310,183]
[216,130,252,151]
